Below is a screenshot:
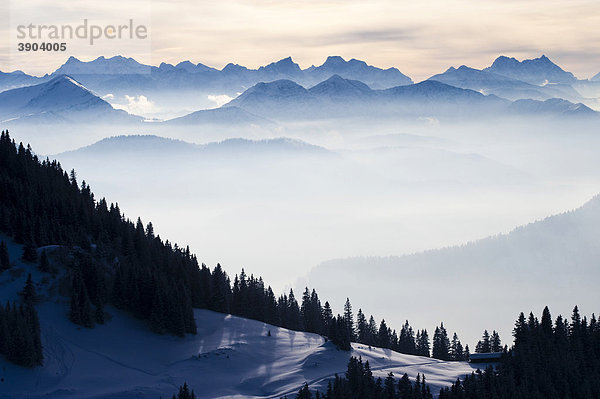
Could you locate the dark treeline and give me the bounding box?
[439,306,600,399]
[286,356,433,399]
[0,130,197,336]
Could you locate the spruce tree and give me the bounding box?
[38,249,50,273]
[357,309,368,343]
[476,330,491,353]
[417,329,430,357]
[490,330,501,352]
[432,323,450,360]
[0,240,10,271]
[343,298,355,341]
[21,273,36,303]
[378,319,391,348]
[450,333,464,360]
[368,315,378,346]
[21,239,37,263]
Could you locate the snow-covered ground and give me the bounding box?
[0,247,476,399]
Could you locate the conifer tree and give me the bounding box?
[378,319,391,349]
[296,383,312,399]
[416,329,430,357]
[22,238,37,263]
[490,330,501,352]
[450,333,464,360]
[368,315,378,346]
[343,298,355,341]
[356,309,368,343]
[21,273,36,303]
[0,240,10,271]
[476,330,491,353]
[432,323,450,360]
[38,249,50,272]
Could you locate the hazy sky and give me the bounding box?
[2,0,600,81]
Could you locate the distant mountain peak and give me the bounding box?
[322,56,347,67]
[348,58,368,67]
[491,55,518,66]
[485,54,576,85]
[323,73,346,82]
[222,63,249,73]
[259,57,302,75]
[65,55,82,64]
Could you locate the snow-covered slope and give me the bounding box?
[0,245,476,399]
[0,76,142,124]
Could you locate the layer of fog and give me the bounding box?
[9,116,600,346]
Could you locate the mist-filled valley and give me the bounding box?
[4,114,596,345]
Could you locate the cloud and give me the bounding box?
[112,95,157,116]
[4,0,600,81]
[207,94,234,108]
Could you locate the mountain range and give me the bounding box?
[1,54,592,98]
[223,75,595,120]
[0,55,412,96]
[0,54,598,124]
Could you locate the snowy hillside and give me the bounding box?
[0,245,476,399]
